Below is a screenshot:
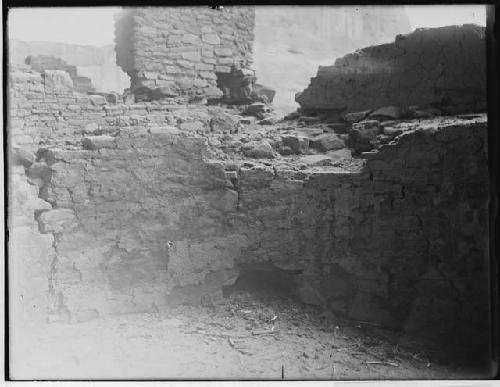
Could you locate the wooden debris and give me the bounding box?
[365,360,400,367]
[252,328,280,336]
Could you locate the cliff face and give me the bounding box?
[296,24,487,115]
[254,6,412,113]
[9,39,130,93]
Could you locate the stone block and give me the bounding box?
[242,141,275,159]
[215,65,231,73]
[193,79,208,88]
[214,48,233,57]
[299,155,332,166]
[176,60,195,69]
[281,134,309,154]
[202,33,221,45]
[82,135,116,150]
[176,78,195,89]
[88,95,107,106]
[199,71,217,80]
[204,86,223,98]
[310,133,345,152]
[181,52,201,62]
[202,48,214,57]
[149,126,182,136]
[245,102,270,117]
[179,121,205,132]
[195,63,214,71]
[167,35,183,44]
[43,70,73,93]
[327,148,353,162]
[182,34,199,44]
[210,111,240,133]
[38,208,78,233]
[343,110,372,123]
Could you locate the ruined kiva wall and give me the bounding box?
[115,7,255,100]
[21,114,489,344]
[296,24,487,115]
[8,28,490,351]
[9,67,489,342]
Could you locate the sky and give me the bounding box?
[7,5,488,47]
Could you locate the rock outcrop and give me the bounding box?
[296,24,487,115]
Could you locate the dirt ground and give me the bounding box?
[10,289,491,380]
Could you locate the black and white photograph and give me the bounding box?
[2,3,498,381]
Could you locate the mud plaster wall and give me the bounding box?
[115,7,255,98]
[9,69,490,342]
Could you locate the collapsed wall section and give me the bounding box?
[296,24,487,115]
[114,7,255,100]
[25,55,95,93]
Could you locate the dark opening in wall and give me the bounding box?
[223,262,302,298]
[215,67,255,105]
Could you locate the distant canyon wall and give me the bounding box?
[254,6,412,114]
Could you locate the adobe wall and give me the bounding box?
[114,7,255,99]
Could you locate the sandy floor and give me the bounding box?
[9,290,490,380]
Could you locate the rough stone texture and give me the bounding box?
[296,25,487,115]
[115,7,255,100]
[8,60,490,349]
[8,67,229,152]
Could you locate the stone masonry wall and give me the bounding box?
[232,118,489,341]
[115,7,255,99]
[296,24,487,115]
[8,67,490,345]
[9,67,209,153]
